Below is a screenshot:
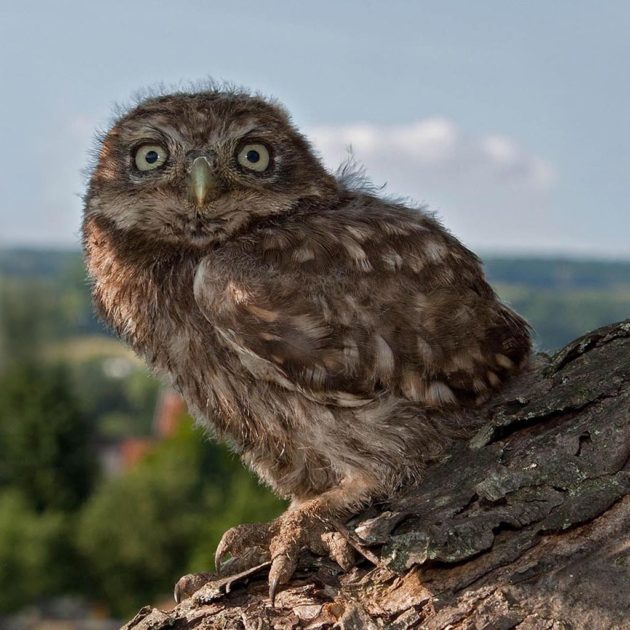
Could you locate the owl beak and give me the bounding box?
[188,156,219,206]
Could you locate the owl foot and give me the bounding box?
[214,508,357,605]
[266,509,357,604]
[214,521,274,575]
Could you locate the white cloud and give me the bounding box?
[307,119,559,253]
[313,118,459,162]
[309,118,555,192]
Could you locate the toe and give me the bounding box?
[321,531,356,571]
[216,545,270,575]
[174,572,213,603]
[215,522,272,574]
[267,517,305,605]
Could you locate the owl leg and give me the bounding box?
[266,474,378,604]
[212,506,358,573]
[175,475,378,604]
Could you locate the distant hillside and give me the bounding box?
[0,247,81,280]
[1,248,629,352]
[484,257,630,290]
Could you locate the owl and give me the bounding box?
[82,86,531,602]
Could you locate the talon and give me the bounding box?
[268,553,297,606]
[214,527,237,573]
[173,572,213,603]
[331,518,380,567]
[214,538,230,574]
[174,575,190,603]
[269,574,279,606]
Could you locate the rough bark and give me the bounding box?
[123,320,630,629]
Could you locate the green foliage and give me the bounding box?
[482,256,630,351]
[484,257,630,290]
[77,420,284,616]
[494,283,630,351]
[0,248,80,280]
[0,361,97,512]
[0,279,52,366]
[0,250,102,369]
[68,356,160,439]
[0,490,81,612]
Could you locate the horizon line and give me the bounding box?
[1,242,629,264]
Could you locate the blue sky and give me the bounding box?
[1,1,628,257]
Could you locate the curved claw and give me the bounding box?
[214,524,243,573]
[268,553,298,606]
[173,572,213,604]
[269,574,279,606]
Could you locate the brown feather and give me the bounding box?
[82,88,532,506]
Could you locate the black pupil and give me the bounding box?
[145,150,159,164]
[246,149,260,163]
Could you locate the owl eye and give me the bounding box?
[236,143,271,173]
[134,144,168,171]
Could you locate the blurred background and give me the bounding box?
[0,1,629,626]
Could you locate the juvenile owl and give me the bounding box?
[82,86,531,602]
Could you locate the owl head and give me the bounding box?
[84,87,339,247]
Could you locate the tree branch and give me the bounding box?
[123,320,630,629]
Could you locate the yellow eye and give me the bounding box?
[236,143,271,172]
[134,144,168,171]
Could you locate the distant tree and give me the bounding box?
[0,280,49,366]
[0,254,105,370]
[69,357,160,439]
[0,490,80,613]
[78,419,284,616]
[0,361,97,512]
[494,283,630,351]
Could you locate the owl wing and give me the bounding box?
[193,203,531,407]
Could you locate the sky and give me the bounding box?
[0,0,628,258]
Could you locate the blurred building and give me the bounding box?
[97,389,187,476]
[152,389,187,439]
